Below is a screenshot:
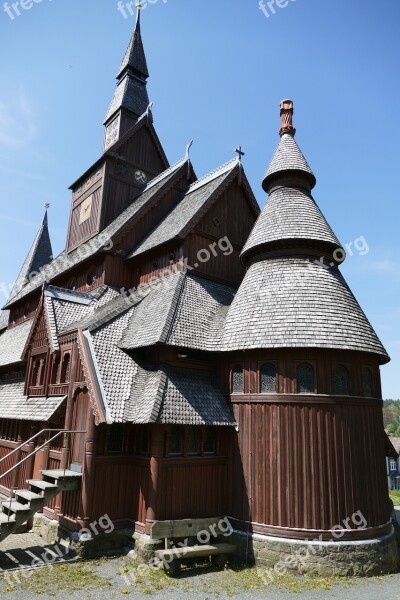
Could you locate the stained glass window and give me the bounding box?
[334,365,349,395]
[232,365,244,393]
[296,363,315,393]
[260,363,277,393]
[363,367,373,397]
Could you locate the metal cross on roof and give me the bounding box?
[235,146,245,161]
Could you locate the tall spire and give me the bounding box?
[8,210,53,302]
[103,3,150,150]
[117,4,149,80]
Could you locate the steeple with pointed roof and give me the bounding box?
[103,5,150,151]
[222,101,389,363]
[8,210,53,303]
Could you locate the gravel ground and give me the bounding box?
[0,554,399,600]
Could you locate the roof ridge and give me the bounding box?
[144,156,188,192]
[187,157,239,194]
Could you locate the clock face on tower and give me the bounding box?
[79,195,93,225]
[135,169,148,185]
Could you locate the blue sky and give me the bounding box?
[0,0,399,397]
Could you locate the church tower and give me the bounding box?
[103,7,150,151]
[222,101,396,569]
[66,6,169,253]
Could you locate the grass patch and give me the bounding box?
[389,490,400,505]
[0,562,112,595]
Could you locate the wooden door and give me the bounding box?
[70,391,90,469]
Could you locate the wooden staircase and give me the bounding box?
[0,470,81,544]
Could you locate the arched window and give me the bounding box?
[334,365,349,395]
[231,365,244,393]
[363,367,373,397]
[296,363,315,393]
[260,363,277,393]
[61,353,71,384]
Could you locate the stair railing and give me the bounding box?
[0,429,86,483]
[0,429,69,466]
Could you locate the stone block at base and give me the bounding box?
[229,528,399,577]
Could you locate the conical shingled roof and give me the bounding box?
[241,187,341,264]
[221,258,389,363]
[263,133,316,191]
[222,101,389,364]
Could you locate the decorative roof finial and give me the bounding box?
[44,202,50,210]
[185,140,194,160]
[279,99,296,137]
[136,2,142,24]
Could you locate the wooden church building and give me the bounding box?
[0,8,397,574]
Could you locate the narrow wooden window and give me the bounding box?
[203,427,217,455]
[334,365,349,395]
[231,365,244,393]
[260,363,277,393]
[39,359,46,386]
[186,428,201,455]
[61,353,71,383]
[107,424,124,453]
[363,367,373,397]
[137,428,149,456]
[168,426,184,455]
[52,356,60,384]
[32,361,40,386]
[296,363,315,393]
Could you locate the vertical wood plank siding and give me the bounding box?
[231,400,389,535]
[91,458,149,526]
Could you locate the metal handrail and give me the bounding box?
[0,429,70,466]
[0,430,86,482]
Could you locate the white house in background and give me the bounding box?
[387,437,400,490]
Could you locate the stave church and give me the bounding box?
[0,7,398,574]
